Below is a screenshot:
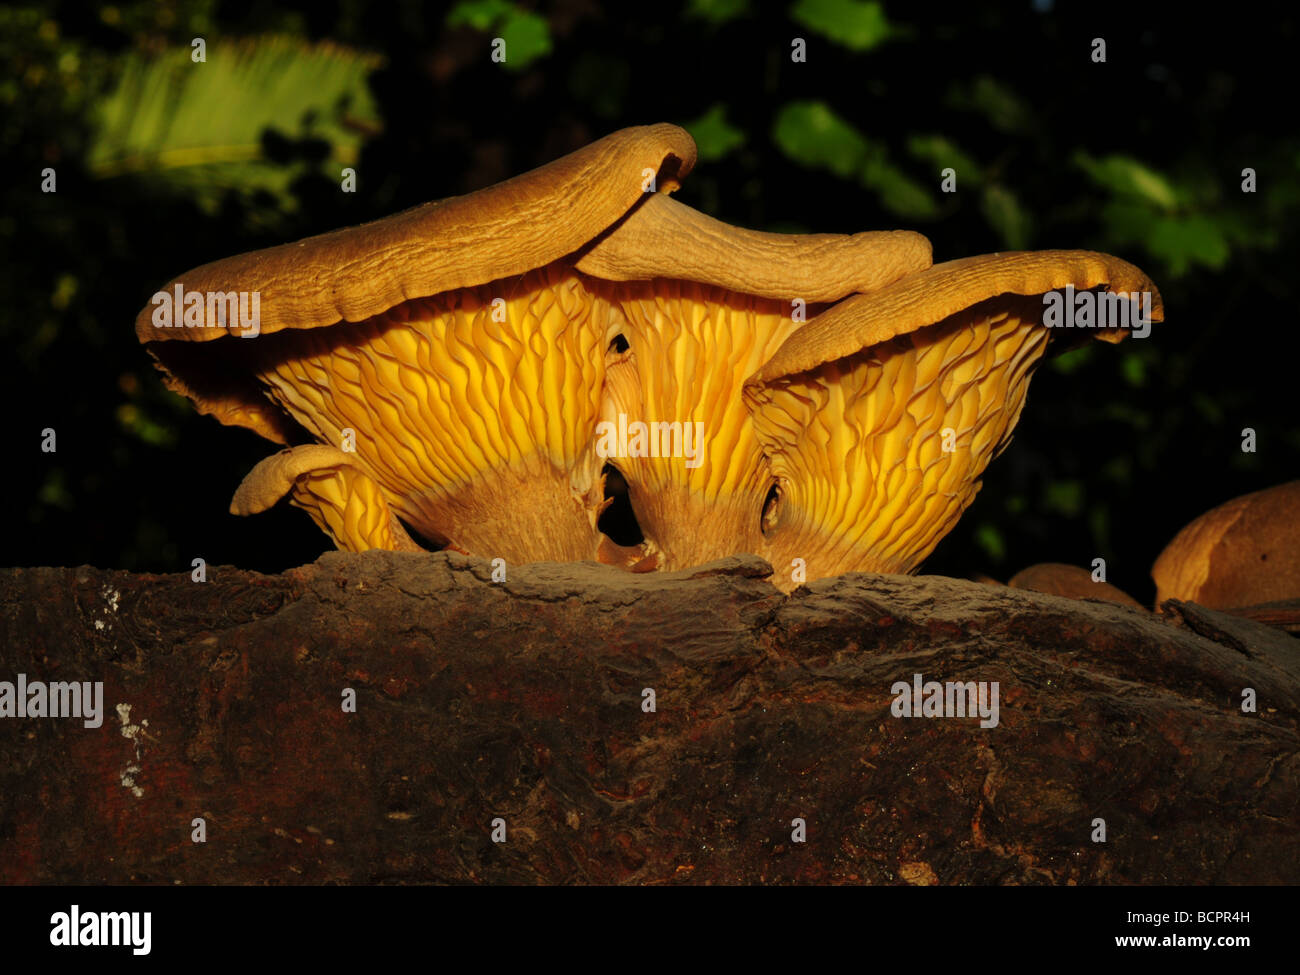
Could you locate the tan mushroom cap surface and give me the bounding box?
[750,250,1164,384]
[135,123,697,346]
[1152,480,1300,609]
[137,123,698,445]
[745,250,1163,588]
[578,192,932,303]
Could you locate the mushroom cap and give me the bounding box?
[1152,481,1300,609]
[748,250,1164,386]
[1009,563,1143,608]
[744,250,1164,586]
[135,124,697,446]
[576,192,931,303]
[230,444,425,553]
[135,123,697,345]
[230,444,356,515]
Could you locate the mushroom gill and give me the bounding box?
[240,262,620,561]
[744,251,1164,589]
[750,295,1049,581]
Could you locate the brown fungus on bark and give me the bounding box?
[743,251,1164,590]
[1009,563,1143,609]
[1152,480,1300,609]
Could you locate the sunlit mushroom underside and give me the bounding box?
[750,295,1050,587]
[241,261,618,562]
[594,279,802,569]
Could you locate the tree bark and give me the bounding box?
[2,551,1297,884]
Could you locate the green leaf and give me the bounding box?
[772,100,870,179]
[790,0,894,51]
[116,403,178,448]
[861,150,938,218]
[447,0,515,31]
[1120,351,1147,387]
[88,36,382,216]
[1192,392,1225,424]
[974,522,1006,563]
[447,1,552,71]
[1146,214,1230,275]
[1076,153,1180,211]
[981,184,1032,249]
[947,76,1032,134]
[37,468,74,510]
[685,0,750,24]
[773,101,936,217]
[906,134,982,184]
[1044,480,1084,518]
[1096,199,1153,247]
[684,104,746,161]
[497,10,552,70]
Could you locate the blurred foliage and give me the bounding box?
[790,0,896,52]
[684,103,745,161]
[2,0,1297,605]
[90,36,382,221]
[447,0,551,71]
[685,0,750,26]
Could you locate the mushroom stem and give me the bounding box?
[593,278,800,570]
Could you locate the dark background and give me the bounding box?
[3,0,1296,604]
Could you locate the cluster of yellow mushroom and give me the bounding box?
[136,124,1166,590]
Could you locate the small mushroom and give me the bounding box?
[744,251,1163,589]
[1008,563,1142,608]
[230,444,425,553]
[1152,480,1300,609]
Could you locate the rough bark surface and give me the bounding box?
[1,551,1297,885]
